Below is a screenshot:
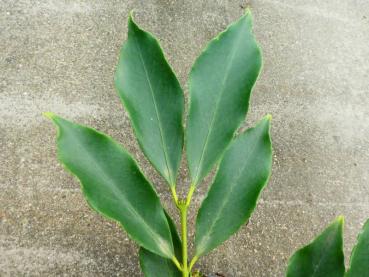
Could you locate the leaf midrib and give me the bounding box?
[63,129,172,257]
[132,34,174,186]
[192,25,245,184]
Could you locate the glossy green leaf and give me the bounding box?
[194,116,272,257]
[45,113,174,259]
[186,11,262,185]
[139,212,182,277]
[347,219,369,276]
[115,14,184,187]
[286,217,345,277]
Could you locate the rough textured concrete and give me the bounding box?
[1,0,369,276]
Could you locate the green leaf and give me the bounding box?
[45,113,175,259]
[346,218,369,277]
[115,14,184,187]
[139,212,182,277]
[194,116,272,257]
[286,217,345,277]
[186,11,262,185]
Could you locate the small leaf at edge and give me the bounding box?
[346,218,369,277]
[286,217,345,277]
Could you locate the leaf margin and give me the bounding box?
[286,216,345,277]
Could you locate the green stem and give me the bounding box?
[175,184,197,276]
[180,203,189,277]
[186,184,196,207]
[171,186,179,205]
[189,255,199,272]
[172,256,183,272]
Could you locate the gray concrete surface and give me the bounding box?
[1,0,369,276]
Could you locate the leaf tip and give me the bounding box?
[244,7,252,16]
[337,215,345,226]
[258,114,272,130]
[42,111,56,120]
[128,10,139,30]
[128,10,135,21]
[242,7,254,24]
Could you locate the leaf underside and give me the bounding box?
[195,116,272,257]
[286,217,345,277]
[115,15,184,187]
[186,11,262,186]
[46,113,174,259]
[139,212,182,277]
[346,218,369,277]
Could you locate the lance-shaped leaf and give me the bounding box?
[115,15,184,187]
[286,217,345,277]
[45,113,174,259]
[139,212,182,277]
[186,10,262,185]
[194,116,272,257]
[346,219,369,277]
